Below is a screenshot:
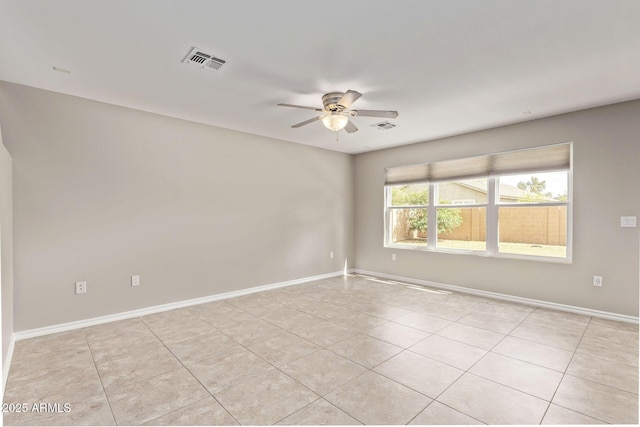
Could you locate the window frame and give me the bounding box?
[384,169,573,264]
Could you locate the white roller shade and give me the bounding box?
[385,142,571,186]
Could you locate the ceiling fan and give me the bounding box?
[277,90,398,134]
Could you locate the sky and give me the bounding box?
[499,171,568,197]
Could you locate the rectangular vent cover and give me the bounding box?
[182,47,226,71]
[371,121,397,130]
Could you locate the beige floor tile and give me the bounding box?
[214,369,318,425]
[526,308,591,331]
[187,299,239,315]
[492,335,574,372]
[140,307,196,330]
[284,319,357,347]
[3,393,115,426]
[280,349,367,396]
[553,375,639,424]
[436,322,505,350]
[410,335,487,370]
[577,335,639,367]
[470,352,563,400]
[96,345,183,395]
[257,306,312,325]
[365,321,429,348]
[247,332,321,366]
[328,334,403,368]
[148,316,217,345]
[192,307,255,329]
[409,401,483,425]
[242,301,289,317]
[221,317,284,346]
[4,364,104,406]
[566,352,639,394]
[393,311,453,333]
[107,367,208,425]
[296,301,354,320]
[325,371,431,425]
[475,301,534,321]
[541,403,605,424]
[589,317,639,333]
[88,331,166,365]
[11,330,87,362]
[165,330,242,365]
[584,322,639,347]
[457,311,522,334]
[277,398,362,425]
[7,345,95,384]
[438,373,548,424]
[510,322,583,351]
[269,312,324,330]
[344,300,410,321]
[83,317,150,341]
[187,347,273,394]
[414,301,471,321]
[329,310,387,332]
[374,350,463,398]
[142,396,238,426]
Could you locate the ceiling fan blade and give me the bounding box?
[344,119,358,134]
[351,109,399,118]
[291,116,321,128]
[338,90,362,109]
[278,103,323,112]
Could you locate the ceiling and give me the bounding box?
[1,0,639,154]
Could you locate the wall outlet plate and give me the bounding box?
[131,275,140,287]
[75,281,87,294]
[593,276,603,287]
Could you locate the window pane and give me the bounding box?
[499,206,567,258]
[437,179,487,205]
[389,208,427,246]
[498,171,568,203]
[389,184,429,206]
[436,207,486,251]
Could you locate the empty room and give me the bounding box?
[1,0,639,425]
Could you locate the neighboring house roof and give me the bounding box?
[456,178,546,201]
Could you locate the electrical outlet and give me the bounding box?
[75,281,87,294]
[593,276,603,287]
[131,275,140,287]
[392,253,397,261]
[330,251,334,259]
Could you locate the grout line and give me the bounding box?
[140,317,243,427]
[540,314,594,424]
[82,328,119,426]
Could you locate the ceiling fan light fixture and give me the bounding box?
[322,113,348,132]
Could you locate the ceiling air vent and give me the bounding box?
[182,47,226,71]
[371,121,397,130]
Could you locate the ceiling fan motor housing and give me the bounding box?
[322,92,348,112]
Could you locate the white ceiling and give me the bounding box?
[1,0,639,154]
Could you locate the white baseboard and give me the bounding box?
[354,269,639,324]
[14,270,346,341]
[2,333,15,394]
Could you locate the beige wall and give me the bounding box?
[0,82,354,331]
[355,100,640,316]
[0,132,14,369]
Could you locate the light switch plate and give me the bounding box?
[621,216,637,228]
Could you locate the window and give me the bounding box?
[388,184,429,246]
[497,171,569,258]
[384,143,572,262]
[436,179,487,252]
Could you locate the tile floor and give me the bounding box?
[3,274,639,425]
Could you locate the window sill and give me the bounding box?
[384,243,572,264]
